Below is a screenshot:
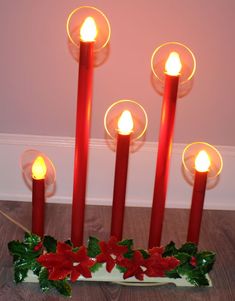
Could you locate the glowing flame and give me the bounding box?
[165,52,182,76]
[80,17,97,42]
[32,156,47,180]
[195,150,211,172]
[118,110,134,135]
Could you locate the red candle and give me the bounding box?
[32,156,47,237]
[71,17,97,246]
[187,150,211,244]
[148,52,182,248]
[111,110,133,240]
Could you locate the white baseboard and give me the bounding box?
[0,133,234,210]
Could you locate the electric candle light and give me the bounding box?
[32,156,47,237]
[71,16,97,247]
[111,110,133,240]
[187,150,211,244]
[149,51,182,248]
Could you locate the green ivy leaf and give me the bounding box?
[87,237,101,257]
[178,242,197,255]
[90,262,103,273]
[163,241,177,257]
[43,236,57,253]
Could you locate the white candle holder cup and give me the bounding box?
[104,99,148,152]
[151,42,196,98]
[182,142,223,189]
[67,6,111,67]
[20,149,56,197]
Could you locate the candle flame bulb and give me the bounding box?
[118,110,134,135]
[80,16,97,42]
[165,51,182,76]
[32,156,47,180]
[195,150,211,172]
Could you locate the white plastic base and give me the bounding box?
[25,266,212,287]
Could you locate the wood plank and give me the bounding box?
[0,200,234,300]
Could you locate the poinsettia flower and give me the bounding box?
[117,250,146,280]
[96,236,128,272]
[144,250,179,277]
[37,242,95,282]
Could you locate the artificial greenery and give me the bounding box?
[8,233,215,297]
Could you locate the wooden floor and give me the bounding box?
[0,200,234,301]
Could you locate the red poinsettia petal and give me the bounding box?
[76,263,92,278]
[149,246,164,255]
[135,268,144,281]
[96,253,108,263]
[74,246,88,262]
[106,258,115,273]
[70,269,81,282]
[99,241,108,254]
[48,267,71,280]
[37,253,64,268]
[57,242,72,253]
[163,257,180,270]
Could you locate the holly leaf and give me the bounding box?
[195,251,215,274]
[90,262,103,273]
[8,241,28,258]
[43,236,57,253]
[118,239,134,259]
[87,237,101,257]
[186,268,209,286]
[118,239,133,252]
[64,240,73,247]
[175,252,191,264]
[116,265,127,273]
[178,242,197,255]
[163,241,177,257]
[165,269,181,279]
[39,268,52,292]
[24,232,41,248]
[138,249,150,259]
[14,267,28,283]
[51,279,72,297]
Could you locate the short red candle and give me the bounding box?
[71,17,97,246]
[32,156,47,237]
[111,110,133,240]
[187,150,210,244]
[148,52,182,248]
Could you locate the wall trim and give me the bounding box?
[0,133,234,210]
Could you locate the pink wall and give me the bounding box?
[1,0,235,145]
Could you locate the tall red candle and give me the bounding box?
[187,150,211,244]
[148,52,182,248]
[32,156,47,237]
[71,17,97,246]
[111,110,133,240]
